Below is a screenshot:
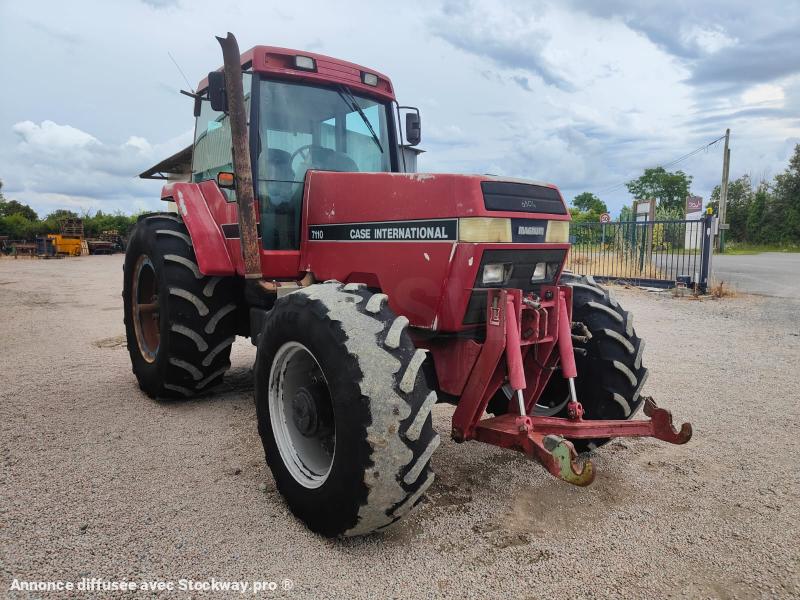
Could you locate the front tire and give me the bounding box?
[123,214,238,398]
[255,282,439,537]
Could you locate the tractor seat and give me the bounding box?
[265,148,295,184]
[264,149,296,205]
[307,146,359,173]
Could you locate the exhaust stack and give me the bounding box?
[216,32,263,282]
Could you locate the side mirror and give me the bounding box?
[405,110,421,146]
[207,71,228,112]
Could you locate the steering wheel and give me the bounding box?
[289,144,318,171]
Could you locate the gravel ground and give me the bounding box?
[1,255,798,599]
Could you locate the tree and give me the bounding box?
[710,175,754,242]
[746,186,768,243]
[572,192,607,215]
[0,199,39,221]
[0,213,35,239]
[619,204,634,222]
[771,143,800,243]
[625,167,693,212]
[44,209,79,221]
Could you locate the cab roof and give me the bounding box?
[198,45,396,102]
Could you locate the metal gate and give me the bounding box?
[565,214,713,291]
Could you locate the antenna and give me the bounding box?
[168,50,194,93]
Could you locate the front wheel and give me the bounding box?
[255,282,439,537]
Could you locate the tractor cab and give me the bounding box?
[143,46,421,251]
[197,69,400,250]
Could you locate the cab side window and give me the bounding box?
[192,73,251,202]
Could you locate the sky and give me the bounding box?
[1,0,798,217]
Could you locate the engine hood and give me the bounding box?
[304,171,569,225]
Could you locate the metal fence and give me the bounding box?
[566,214,713,291]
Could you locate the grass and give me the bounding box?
[720,243,800,255]
[709,279,738,298]
[566,253,664,279]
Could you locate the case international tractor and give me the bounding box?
[125,34,691,537]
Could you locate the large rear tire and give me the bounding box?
[254,282,439,537]
[123,214,238,398]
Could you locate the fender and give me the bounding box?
[161,182,236,276]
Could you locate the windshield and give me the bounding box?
[256,78,393,250]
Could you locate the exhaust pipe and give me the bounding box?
[216,32,273,300]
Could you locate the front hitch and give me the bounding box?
[474,397,691,486]
[454,287,692,486]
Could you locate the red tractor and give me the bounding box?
[125,33,691,537]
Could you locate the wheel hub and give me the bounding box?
[291,383,333,438]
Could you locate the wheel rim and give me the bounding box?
[503,384,570,417]
[268,341,336,489]
[131,255,160,363]
[533,393,570,417]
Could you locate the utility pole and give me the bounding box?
[717,128,731,252]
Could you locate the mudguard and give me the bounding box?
[161,182,236,276]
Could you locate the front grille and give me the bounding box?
[481,181,567,215]
[463,248,567,325]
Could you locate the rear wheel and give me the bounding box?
[255,282,439,537]
[123,214,238,398]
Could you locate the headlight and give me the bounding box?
[531,262,562,282]
[294,55,317,71]
[531,262,547,282]
[545,221,570,243]
[482,263,512,285]
[459,218,512,242]
[361,71,379,86]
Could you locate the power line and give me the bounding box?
[597,134,727,195]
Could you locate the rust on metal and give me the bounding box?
[473,414,595,486]
[216,32,262,280]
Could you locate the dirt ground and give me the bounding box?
[1,255,798,599]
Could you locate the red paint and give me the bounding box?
[473,415,595,485]
[504,293,526,392]
[468,298,691,485]
[163,182,235,275]
[301,171,569,329]
[198,46,396,103]
[421,338,481,397]
[451,289,513,440]
[556,291,577,379]
[303,171,568,224]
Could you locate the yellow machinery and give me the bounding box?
[46,233,83,256]
[46,218,85,256]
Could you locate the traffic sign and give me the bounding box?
[686,195,703,214]
[599,213,611,224]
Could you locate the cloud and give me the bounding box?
[688,29,800,86]
[12,120,99,151]
[139,0,180,8]
[24,19,82,48]
[428,2,576,91]
[1,0,798,218]
[567,0,800,89]
[5,120,191,214]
